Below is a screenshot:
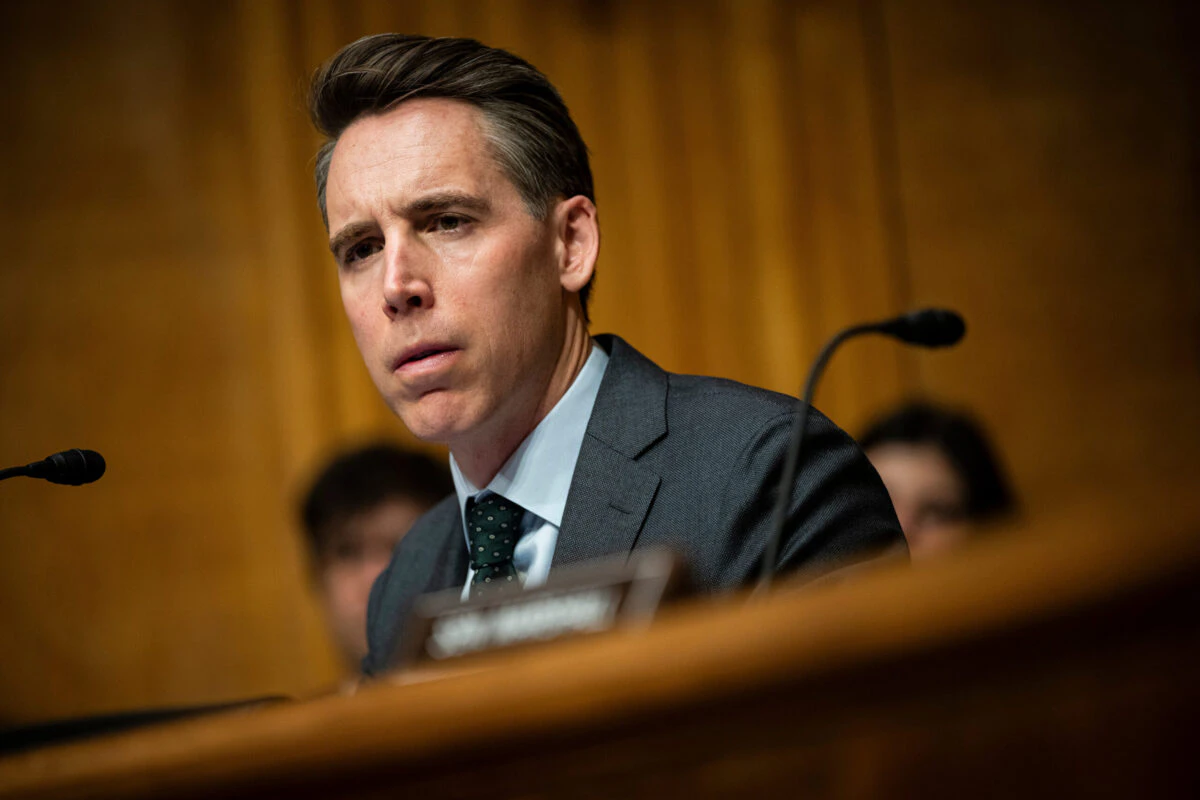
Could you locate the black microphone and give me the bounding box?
[875,308,965,347]
[757,308,966,591]
[0,449,107,486]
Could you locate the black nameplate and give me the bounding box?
[396,549,684,667]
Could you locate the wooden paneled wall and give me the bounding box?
[0,0,1196,723]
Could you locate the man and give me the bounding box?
[308,34,903,676]
[300,443,454,669]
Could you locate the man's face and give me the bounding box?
[325,98,572,449]
[866,443,969,561]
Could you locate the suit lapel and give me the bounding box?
[554,335,666,568]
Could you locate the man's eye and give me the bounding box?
[344,240,382,265]
[322,540,364,564]
[432,215,465,233]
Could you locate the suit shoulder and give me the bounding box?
[666,372,799,424]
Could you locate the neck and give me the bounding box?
[452,315,592,488]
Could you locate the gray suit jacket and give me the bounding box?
[362,334,902,675]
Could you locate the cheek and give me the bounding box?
[473,226,558,296]
[503,252,564,334]
[321,571,348,614]
[340,281,371,327]
[449,253,554,354]
[339,282,386,360]
[323,566,369,612]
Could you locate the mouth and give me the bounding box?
[393,343,460,373]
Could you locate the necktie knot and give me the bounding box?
[466,494,525,595]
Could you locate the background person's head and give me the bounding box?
[859,402,1015,561]
[301,443,452,666]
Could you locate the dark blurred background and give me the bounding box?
[1,0,1197,724]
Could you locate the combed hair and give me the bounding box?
[309,34,596,318]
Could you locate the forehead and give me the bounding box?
[868,443,965,497]
[325,98,508,214]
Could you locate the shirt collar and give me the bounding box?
[450,340,609,528]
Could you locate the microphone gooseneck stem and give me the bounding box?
[0,465,32,482]
[757,323,878,592]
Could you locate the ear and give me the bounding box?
[554,195,599,293]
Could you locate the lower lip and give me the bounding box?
[396,349,459,378]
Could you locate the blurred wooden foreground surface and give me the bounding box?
[2,484,1198,799]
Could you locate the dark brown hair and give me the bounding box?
[300,442,453,558]
[309,34,596,318]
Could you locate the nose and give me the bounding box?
[381,236,434,316]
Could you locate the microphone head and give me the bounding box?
[44,449,106,485]
[880,308,966,348]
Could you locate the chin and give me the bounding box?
[394,413,450,444]
[393,395,479,445]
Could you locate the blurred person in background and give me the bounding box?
[860,402,1015,561]
[301,443,453,669]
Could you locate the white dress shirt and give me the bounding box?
[450,342,609,598]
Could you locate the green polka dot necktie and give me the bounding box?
[466,494,525,597]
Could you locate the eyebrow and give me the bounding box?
[405,191,491,216]
[328,221,376,257]
[327,192,492,256]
